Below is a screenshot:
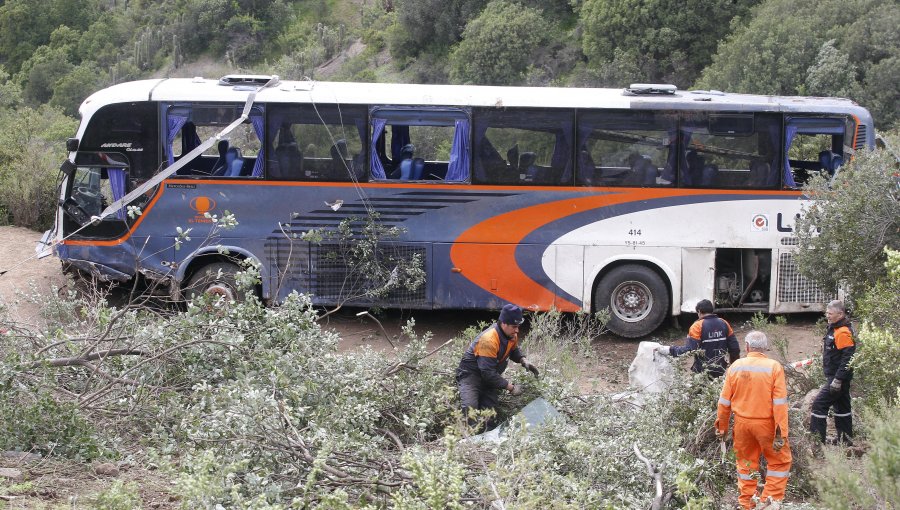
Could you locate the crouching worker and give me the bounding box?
[656,299,740,378]
[456,304,539,430]
[716,331,791,510]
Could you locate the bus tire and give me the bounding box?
[594,264,669,338]
[184,262,244,303]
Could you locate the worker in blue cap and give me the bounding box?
[456,304,540,429]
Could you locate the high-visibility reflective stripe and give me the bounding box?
[773,397,788,405]
[811,413,828,419]
[729,365,773,373]
[701,338,726,344]
[766,469,790,478]
[737,472,754,480]
[834,412,852,417]
[719,397,731,406]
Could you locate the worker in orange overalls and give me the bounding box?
[716,330,791,510]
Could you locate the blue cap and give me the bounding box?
[499,304,524,325]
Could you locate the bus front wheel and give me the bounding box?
[595,265,669,338]
[184,262,244,303]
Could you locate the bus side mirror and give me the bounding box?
[60,160,76,179]
[66,138,79,151]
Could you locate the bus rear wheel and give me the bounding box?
[184,262,244,304]
[595,264,668,338]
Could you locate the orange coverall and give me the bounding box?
[716,352,792,509]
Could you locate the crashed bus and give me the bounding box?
[43,76,876,337]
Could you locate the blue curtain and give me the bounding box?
[107,167,126,219]
[446,119,470,182]
[370,118,387,179]
[250,114,265,177]
[165,114,189,166]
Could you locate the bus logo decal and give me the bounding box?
[751,214,769,231]
[190,196,217,213]
[189,196,217,223]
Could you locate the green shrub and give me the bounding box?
[815,401,900,509]
[91,480,142,510]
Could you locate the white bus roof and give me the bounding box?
[79,77,873,122]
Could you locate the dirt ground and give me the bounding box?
[0,225,827,507]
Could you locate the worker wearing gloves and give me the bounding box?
[456,304,539,429]
[810,300,856,444]
[657,299,740,378]
[716,330,791,510]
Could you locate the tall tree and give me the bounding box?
[580,0,758,87]
[449,0,548,85]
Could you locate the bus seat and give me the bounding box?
[274,142,302,179]
[520,152,538,181]
[393,143,415,179]
[685,149,704,185]
[578,148,596,185]
[351,152,365,180]
[819,150,843,176]
[412,157,425,180]
[507,144,519,171]
[225,147,243,177]
[701,164,719,186]
[211,140,230,176]
[626,153,656,185]
[749,159,770,187]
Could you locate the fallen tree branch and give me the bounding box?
[633,442,665,510]
[30,348,147,368]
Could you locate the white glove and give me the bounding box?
[656,345,671,356]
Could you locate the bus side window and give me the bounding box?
[266,104,367,182]
[166,105,264,178]
[679,112,782,189]
[784,117,847,187]
[472,108,573,185]
[576,110,676,187]
[370,109,470,182]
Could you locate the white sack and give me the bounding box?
[627,341,675,394]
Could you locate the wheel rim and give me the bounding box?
[610,280,653,323]
[204,283,236,302]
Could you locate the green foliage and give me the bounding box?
[0,104,77,230]
[580,0,758,86]
[852,324,900,413]
[90,480,142,510]
[698,0,899,128]
[856,247,900,334]
[449,0,549,85]
[0,386,102,460]
[793,138,900,301]
[815,402,900,509]
[391,0,488,59]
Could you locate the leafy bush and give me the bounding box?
[449,0,549,85]
[815,401,900,509]
[0,104,76,230]
[794,137,900,302]
[91,480,142,510]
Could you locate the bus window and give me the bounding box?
[679,112,782,189]
[473,108,573,185]
[166,104,264,178]
[266,104,367,181]
[577,110,676,187]
[370,109,469,182]
[784,117,847,187]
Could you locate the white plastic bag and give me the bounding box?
[627,341,674,393]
